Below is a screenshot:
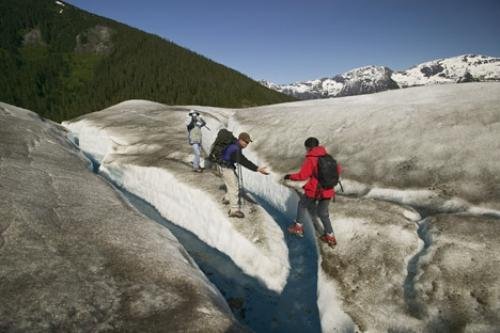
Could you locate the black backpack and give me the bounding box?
[208,129,236,164]
[317,154,339,189]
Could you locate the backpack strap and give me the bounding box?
[314,156,323,197]
[187,116,196,131]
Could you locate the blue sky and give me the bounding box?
[65,0,500,83]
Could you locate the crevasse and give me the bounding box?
[64,119,289,293]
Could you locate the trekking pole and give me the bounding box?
[239,164,246,208]
[237,163,243,210]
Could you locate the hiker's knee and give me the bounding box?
[317,205,330,219]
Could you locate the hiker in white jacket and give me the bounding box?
[185,110,206,172]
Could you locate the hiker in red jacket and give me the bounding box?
[284,137,340,247]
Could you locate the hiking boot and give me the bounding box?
[319,234,337,247]
[193,168,203,173]
[228,210,245,218]
[287,222,304,237]
[222,198,230,205]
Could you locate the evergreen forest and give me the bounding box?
[0,0,294,122]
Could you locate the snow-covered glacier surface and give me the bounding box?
[63,82,500,332]
[233,82,500,332]
[0,102,245,332]
[64,101,290,294]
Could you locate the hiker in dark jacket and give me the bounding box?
[284,137,341,247]
[220,132,269,218]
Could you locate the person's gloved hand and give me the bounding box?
[283,174,291,180]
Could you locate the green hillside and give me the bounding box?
[0,0,294,122]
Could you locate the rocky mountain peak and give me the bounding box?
[263,54,500,99]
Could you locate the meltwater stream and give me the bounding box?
[85,156,322,332]
[121,188,322,333]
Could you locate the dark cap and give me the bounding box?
[238,132,253,143]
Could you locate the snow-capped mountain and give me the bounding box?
[261,66,398,99]
[393,54,500,87]
[262,54,500,99]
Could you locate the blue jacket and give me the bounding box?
[222,142,258,171]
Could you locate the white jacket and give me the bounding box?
[185,113,206,144]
